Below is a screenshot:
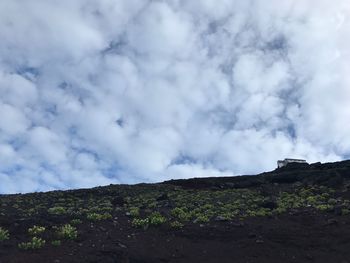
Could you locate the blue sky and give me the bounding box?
[0,1,349,193]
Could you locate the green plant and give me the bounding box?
[131,218,149,229]
[171,207,191,221]
[18,237,46,250]
[128,207,140,217]
[0,227,9,241]
[170,221,184,229]
[195,214,210,223]
[51,240,61,246]
[306,196,318,205]
[249,208,272,217]
[48,206,67,215]
[57,224,77,240]
[71,219,83,225]
[273,207,287,214]
[149,212,167,226]
[28,225,46,235]
[87,212,112,221]
[342,208,350,215]
[201,204,214,211]
[218,211,235,220]
[315,204,332,212]
[147,202,157,209]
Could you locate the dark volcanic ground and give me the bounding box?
[1,160,350,263]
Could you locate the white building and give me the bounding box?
[277,158,307,168]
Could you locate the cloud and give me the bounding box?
[0,0,349,193]
[128,2,195,57]
[0,103,30,136]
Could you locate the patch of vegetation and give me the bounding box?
[132,218,149,229]
[171,207,192,221]
[131,212,166,229]
[147,201,157,209]
[87,212,112,221]
[0,174,349,244]
[28,225,46,235]
[170,221,184,229]
[247,208,273,217]
[148,212,167,226]
[71,219,83,225]
[51,240,61,246]
[194,214,210,223]
[315,204,332,212]
[18,237,46,250]
[128,207,140,217]
[274,186,348,215]
[0,227,9,241]
[342,208,350,215]
[48,206,67,215]
[57,224,78,240]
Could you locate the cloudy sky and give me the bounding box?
[0,0,349,193]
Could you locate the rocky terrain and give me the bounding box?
[1,160,350,263]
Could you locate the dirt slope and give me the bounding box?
[1,160,350,263]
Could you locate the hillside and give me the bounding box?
[1,160,350,263]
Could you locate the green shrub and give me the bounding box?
[147,202,157,209]
[128,207,140,217]
[87,212,112,221]
[253,208,273,217]
[18,237,46,250]
[171,207,191,221]
[342,208,350,215]
[321,192,330,199]
[306,196,317,205]
[71,219,82,225]
[28,225,46,235]
[195,214,210,223]
[149,212,166,226]
[201,204,214,211]
[170,221,184,229]
[218,211,235,220]
[315,204,332,212]
[51,240,61,246]
[132,218,149,229]
[48,206,67,215]
[57,224,77,240]
[0,227,9,241]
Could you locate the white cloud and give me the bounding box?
[0,144,16,168]
[0,103,30,136]
[0,72,38,107]
[0,0,349,193]
[26,126,68,165]
[128,2,195,57]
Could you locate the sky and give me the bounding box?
[0,0,349,194]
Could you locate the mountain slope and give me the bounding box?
[1,160,350,263]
